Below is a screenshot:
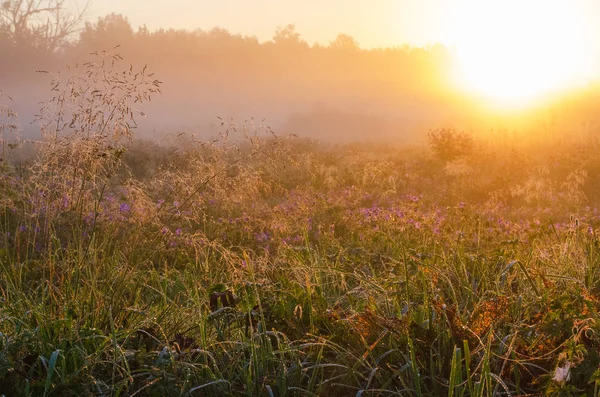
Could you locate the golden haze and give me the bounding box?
[1,1,600,141]
[446,0,596,109]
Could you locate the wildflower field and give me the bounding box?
[3,54,600,396]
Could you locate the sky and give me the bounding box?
[86,0,600,50]
[87,0,459,48]
[84,0,600,105]
[6,0,600,137]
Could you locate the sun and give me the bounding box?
[446,0,594,108]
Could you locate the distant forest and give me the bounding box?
[1,10,599,142]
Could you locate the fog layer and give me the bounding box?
[2,14,600,143]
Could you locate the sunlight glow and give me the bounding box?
[447,0,594,108]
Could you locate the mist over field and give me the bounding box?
[0,17,443,142]
[2,12,600,145]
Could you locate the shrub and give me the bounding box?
[427,128,474,162]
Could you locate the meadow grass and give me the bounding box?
[2,54,600,396]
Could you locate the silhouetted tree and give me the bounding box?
[79,13,134,49]
[329,33,359,50]
[272,24,306,47]
[0,0,87,52]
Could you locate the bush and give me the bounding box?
[427,128,474,162]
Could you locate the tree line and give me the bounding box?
[3,1,595,143]
[1,3,455,99]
